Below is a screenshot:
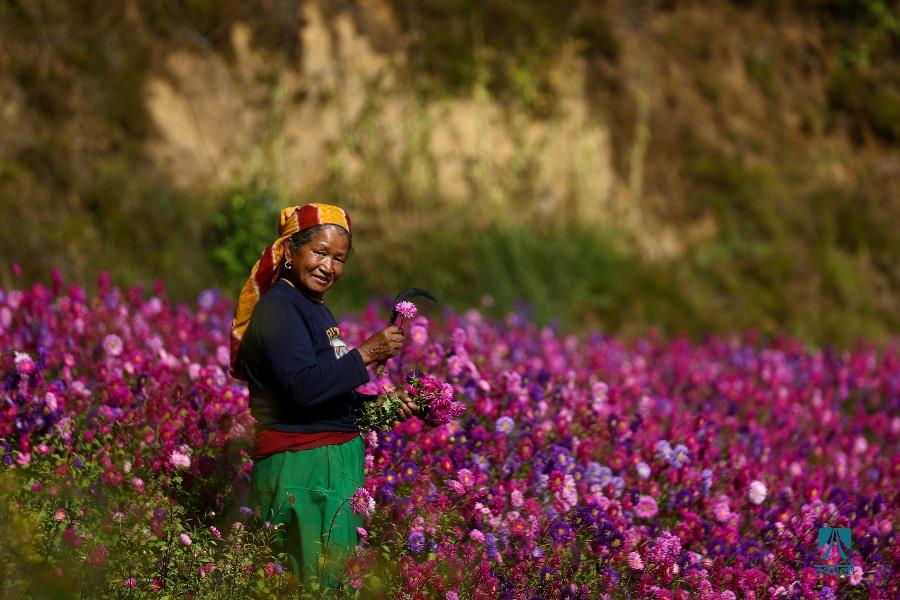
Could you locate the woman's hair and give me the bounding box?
[286,223,353,255]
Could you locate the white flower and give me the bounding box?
[103,334,123,357]
[748,480,767,505]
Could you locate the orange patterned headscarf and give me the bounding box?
[229,203,352,379]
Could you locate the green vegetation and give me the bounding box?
[0,0,898,347]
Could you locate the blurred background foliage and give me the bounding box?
[0,0,898,346]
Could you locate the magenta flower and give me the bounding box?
[635,495,658,519]
[179,533,192,546]
[350,487,375,516]
[394,301,417,321]
[1,274,897,596]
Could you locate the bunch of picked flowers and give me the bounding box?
[359,300,465,431]
[358,371,465,432]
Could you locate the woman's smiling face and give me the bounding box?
[287,226,350,299]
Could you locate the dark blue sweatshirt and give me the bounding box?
[236,279,372,433]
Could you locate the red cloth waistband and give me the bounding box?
[254,429,359,460]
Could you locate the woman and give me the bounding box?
[229,203,415,587]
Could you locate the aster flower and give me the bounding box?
[394,301,417,321]
[549,519,572,543]
[102,334,123,358]
[748,480,767,505]
[410,323,428,345]
[635,495,658,519]
[670,444,690,468]
[701,468,713,495]
[14,351,36,375]
[400,461,418,483]
[627,551,644,570]
[495,416,515,434]
[169,449,191,469]
[407,530,426,554]
[350,487,376,516]
[357,372,464,432]
[636,461,651,479]
[655,440,673,462]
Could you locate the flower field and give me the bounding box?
[1,274,898,599]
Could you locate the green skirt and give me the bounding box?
[249,436,364,588]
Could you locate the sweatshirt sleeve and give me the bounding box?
[256,298,370,407]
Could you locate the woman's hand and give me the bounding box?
[356,325,405,366]
[390,389,419,425]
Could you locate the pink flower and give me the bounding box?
[103,334,123,357]
[350,487,375,516]
[456,468,475,489]
[179,533,192,546]
[712,497,731,523]
[447,480,465,495]
[410,324,428,345]
[209,525,221,538]
[199,563,216,578]
[53,508,67,522]
[628,551,644,570]
[123,578,137,589]
[470,529,485,543]
[169,449,191,469]
[357,527,369,542]
[635,495,658,519]
[14,351,35,375]
[394,301,417,321]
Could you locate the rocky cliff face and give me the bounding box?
[0,0,897,340]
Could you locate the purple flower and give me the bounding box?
[197,289,217,311]
[550,519,572,542]
[495,416,515,434]
[408,530,426,553]
[670,444,690,468]
[400,461,418,483]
